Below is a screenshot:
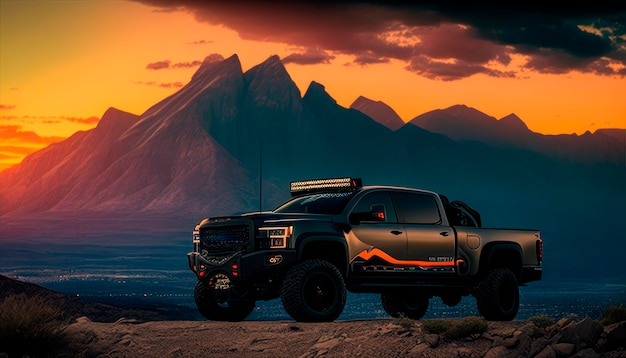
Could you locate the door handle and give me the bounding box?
[440,231,449,237]
[390,230,403,235]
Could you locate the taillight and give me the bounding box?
[536,239,543,263]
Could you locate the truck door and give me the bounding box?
[392,191,456,271]
[349,191,406,260]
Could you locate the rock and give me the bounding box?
[423,333,439,348]
[483,345,508,358]
[502,336,520,348]
[490,326,517,337]
[530,337,549,357]
[535,345,556,358]
[557,317,603,349]
[599,321,626,351]
[456,347,473,357]
[409,342,430,355]
[552,342,575,356]
[571,347,600,358]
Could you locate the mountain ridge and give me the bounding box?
[1,54,625,279]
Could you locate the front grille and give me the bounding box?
[200,224,249,253]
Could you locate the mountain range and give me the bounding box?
[0,54,625,278]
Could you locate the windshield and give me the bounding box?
[274,192,357,215]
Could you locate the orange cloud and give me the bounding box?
[0,104,17,110]
[0,125,65,144]
[0,125,66,171]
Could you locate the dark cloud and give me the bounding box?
[131,80,184,88]
[0,104,16,110]
[282,48,335,65]
[61,116,100,125]
[187,39,214,45]
[172,60,202,68]
[146,59,202,70]
[159,82,184,88]
[146,60,171,70]
[352,52,390,65]
[134,0,626,80]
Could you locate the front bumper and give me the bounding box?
[187,249,297,282]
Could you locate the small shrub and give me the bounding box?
[600,304,626,326]
[529,315,555,329]
[422,316,487,340]
[395,314,414,329]
[445,316,488,340]
[528,315,556,338]
[422,319,452,335]
[0,294,70,357]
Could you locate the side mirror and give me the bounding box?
[349,204,386,225]
[370,204,385,221]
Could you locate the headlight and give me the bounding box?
[258,226,292,249]
[192,225,200,252]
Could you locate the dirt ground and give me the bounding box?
[66,317,527,358]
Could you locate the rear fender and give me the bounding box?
[478,242,523,280]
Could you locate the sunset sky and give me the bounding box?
[1,1,625,171]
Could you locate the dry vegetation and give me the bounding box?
[1,292,626,358]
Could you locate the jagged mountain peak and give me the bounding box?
[499,113,529,132]
[191,53,239,82]
[303,81,336,104]
[88,107,140,141]
[243,55,302,112]
[97,107,138,127]
[350,96,405,131]
[245,55,292,85]
[445,104,489,118]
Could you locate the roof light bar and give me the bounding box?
[290,177,362,196]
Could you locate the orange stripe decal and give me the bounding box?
[352,248,454,267]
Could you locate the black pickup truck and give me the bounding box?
[187,178,542,322]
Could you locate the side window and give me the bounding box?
[393,192,441,225]
[350,191,397,223]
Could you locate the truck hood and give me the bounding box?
[200,212,334,227]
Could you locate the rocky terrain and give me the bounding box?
[63,314,626,358]
[1,275,625,357]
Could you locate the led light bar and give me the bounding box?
[290,177,362,196]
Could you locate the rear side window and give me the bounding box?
[392,192,441,224]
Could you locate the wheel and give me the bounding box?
[473,268,519,321]
[381,292,429,320]
[441,294,462,307]
[194,275,255,321]
[280,259,346,322]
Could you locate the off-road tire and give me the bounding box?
[194,280,255,321]
[474,268,519,321]
[280,259,346,322]
[381,292,429,320]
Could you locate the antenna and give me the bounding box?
[259,140,263,212]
